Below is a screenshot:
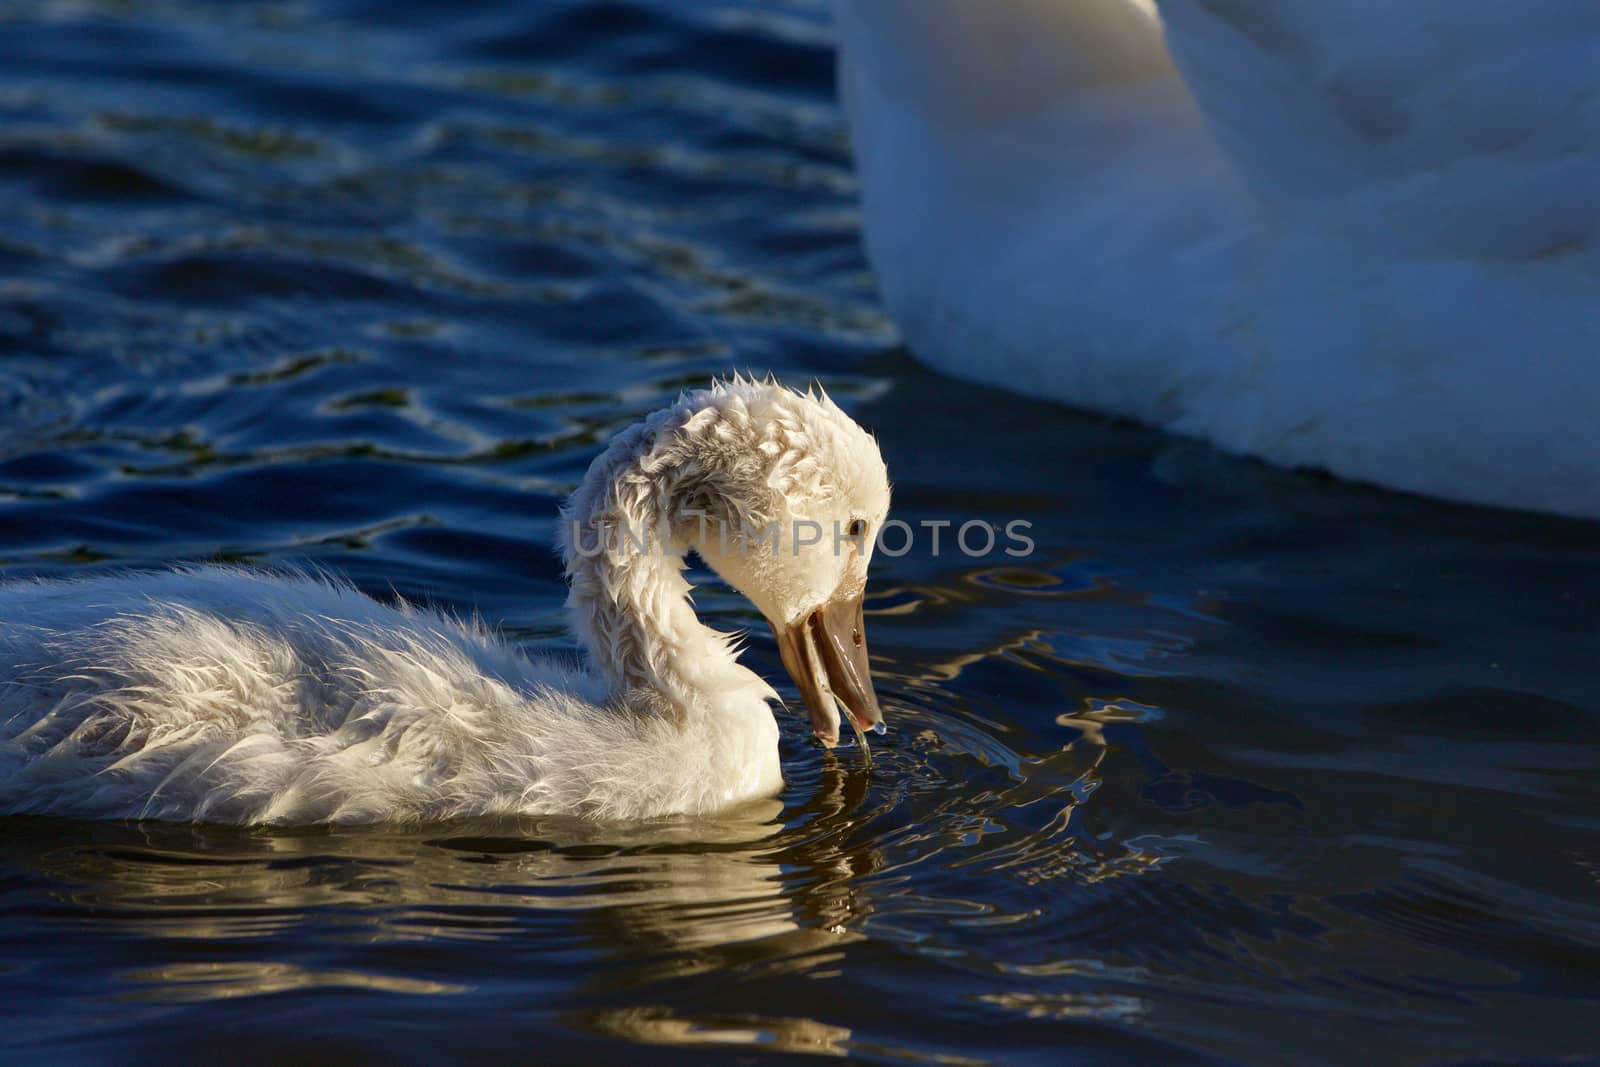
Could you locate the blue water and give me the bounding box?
[1,1,1598,1063]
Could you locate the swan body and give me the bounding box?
[0,380,892,824]
[836,0,1600,518]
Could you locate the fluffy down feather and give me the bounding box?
[0,379,891,823]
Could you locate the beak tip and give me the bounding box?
[847,710,883,735]
[773,593,884,755]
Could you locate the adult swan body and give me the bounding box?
[835,0,1600,519]
[0,380,892,823]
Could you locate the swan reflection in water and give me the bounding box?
[0,752,896,1054]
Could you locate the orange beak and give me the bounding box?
[770,585,884,746]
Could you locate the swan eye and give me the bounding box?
[851,628,862,646]
[847,518,866,538]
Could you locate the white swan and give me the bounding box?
[835,0,1600,519]
[0,379,892,824]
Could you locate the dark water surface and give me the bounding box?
[0,1,1597,1063]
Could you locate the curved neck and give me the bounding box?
[560,421,743,710]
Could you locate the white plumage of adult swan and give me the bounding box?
[835,0,1600,519]
[0,380,891,823]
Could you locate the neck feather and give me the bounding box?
[560,418,744,709]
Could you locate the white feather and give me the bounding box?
[835,0,1600,518]
[0,380,891,824]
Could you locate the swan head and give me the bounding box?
[676,380,892,746]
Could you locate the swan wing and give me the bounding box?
[1157,0,1600,257]
[833,0,1600,517]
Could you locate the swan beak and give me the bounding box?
[771,590,884,747]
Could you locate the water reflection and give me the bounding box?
[0,754,882,980]
[121,962,469,1001]
[11,804,782,948]
[579,1005,852,1058]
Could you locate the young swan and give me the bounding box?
[0,380,892,824]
